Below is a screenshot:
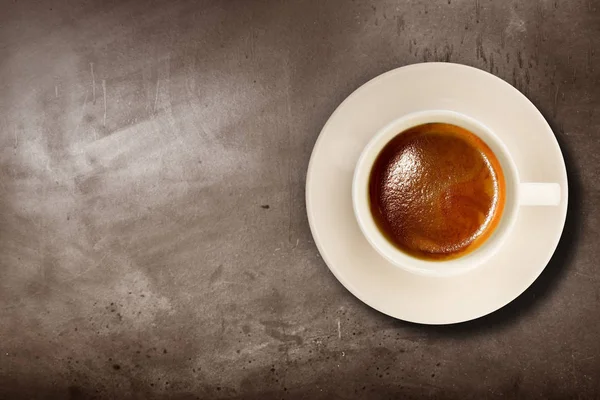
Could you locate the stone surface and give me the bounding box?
[0,0,599,399]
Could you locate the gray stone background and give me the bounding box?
[0,0,598,399]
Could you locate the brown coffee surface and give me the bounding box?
[369,123,505,260]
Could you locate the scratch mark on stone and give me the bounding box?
[74,92,89,135]
[239,342,270,354]
[574,271,597,280]
[55,85,58,98]
[154,80,160,112]
[587,40,594,74]
[476,34,487,64]
[337,318,341,339]
[218,281,247,287]
[443,44,453,62]
[305,333,333,342]
[219,318,226,336]
[250,28,256,60]
[422,47,431,62]
[90,62,96,103]
[506,8,526,37]
[102,79,107,127]
[63,263,100,283]
[396,15,405,35]
[260,320,302,345]
[286,72,293,243]
[571,353,577,389]
[554,84,560,117]
[475,0,481,23]
[205,281,249,293]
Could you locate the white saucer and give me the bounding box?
[306,63,568,325]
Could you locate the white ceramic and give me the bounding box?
[306,63,568,324]
[352,110,561,277]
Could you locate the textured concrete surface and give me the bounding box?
[0,0,599,399]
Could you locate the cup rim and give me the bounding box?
[352,110,521,277]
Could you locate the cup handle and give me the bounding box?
[519,183,561,206]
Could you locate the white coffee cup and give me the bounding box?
[352,110,561,277]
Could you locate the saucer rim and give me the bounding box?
[305,62,569,325]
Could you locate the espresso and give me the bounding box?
[368,123,505,261]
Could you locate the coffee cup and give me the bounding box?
[352,110,561,277]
